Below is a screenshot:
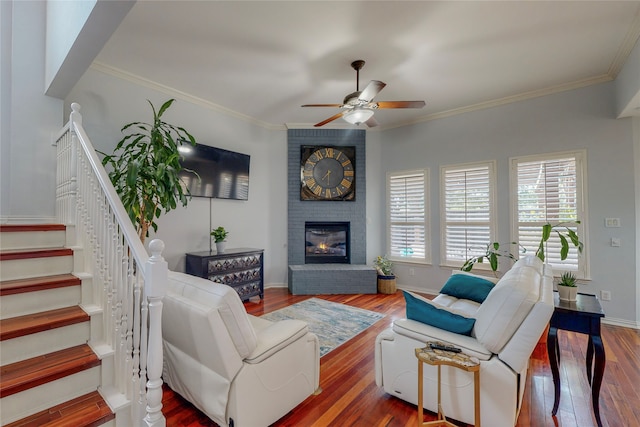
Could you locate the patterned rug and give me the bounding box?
[261,298,385,357]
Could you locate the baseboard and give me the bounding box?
[602,317,640,330]
[264,283,288,289]
[396,284,439,297]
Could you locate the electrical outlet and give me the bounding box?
[600,290,611,301]
[409,268,415,276]
[605,218,621,227]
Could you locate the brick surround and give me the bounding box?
[287,129,372,293]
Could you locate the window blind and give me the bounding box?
[388,170,428,262]
[514,153,584,273]
[442,163,494,265]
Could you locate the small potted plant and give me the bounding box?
[211,226,229,253]
[374,255,396,294]
[557,271,578,302]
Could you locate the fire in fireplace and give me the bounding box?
[305,222,350,264]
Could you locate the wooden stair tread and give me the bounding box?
[0,306,89,341]
[0,274,81,296]
[0,344,100,398]
[0,248,73,261]
[0,224,66,233]
[4,390,114,427]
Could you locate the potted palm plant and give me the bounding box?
[374,255,396,294]
[211,226,229,253]
[100,99,196,244]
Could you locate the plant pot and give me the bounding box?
[377,275,397,294]
[215,241,227,254]
[557,285,577,302]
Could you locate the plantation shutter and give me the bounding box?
[513,152,585,274]
[387,170,428,262]
[442,162,495,266]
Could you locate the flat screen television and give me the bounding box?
[177,142,250,200]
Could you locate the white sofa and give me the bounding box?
[375,256,554,427]
[162,271,320,427]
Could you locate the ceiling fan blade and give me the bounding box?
[314,112,345,127]
[301,104,343,108]
[358,80,386,102]
[365,116,379,128]
[376,101,426,109]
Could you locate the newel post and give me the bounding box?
[143,239,167,427]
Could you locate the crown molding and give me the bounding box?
[90,62,285,131]
[380,74,614,131]
[608,4,640,78]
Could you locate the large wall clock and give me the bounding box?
[300,145,356,201]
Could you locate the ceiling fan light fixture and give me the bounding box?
[343,108,374,125]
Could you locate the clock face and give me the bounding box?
[300,146,356,201]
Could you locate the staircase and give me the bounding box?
[0,224,115,426]
[0,103,168,427]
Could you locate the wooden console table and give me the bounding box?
[415,343,480,427]
[186,248,264,301]
[547,292,605,427]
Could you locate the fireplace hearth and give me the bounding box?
[305,222,350,264]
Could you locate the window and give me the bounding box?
[511,151,588,277]
[441,161,496,267]
[387,169,429,263]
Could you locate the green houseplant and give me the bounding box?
[534,221,584,263]
[374,255,396,294]
[460,241,520,276]
[211,226,229,253]
[461,221,584,274]
[100,99,196,244]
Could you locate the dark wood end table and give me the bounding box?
[547,291,605,427]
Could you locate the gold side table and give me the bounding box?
[415,343,481,427]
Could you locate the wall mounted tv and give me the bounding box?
[178,142,250,200]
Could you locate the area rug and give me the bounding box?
[261,298,385,357]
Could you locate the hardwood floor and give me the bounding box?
[162,288,640,427]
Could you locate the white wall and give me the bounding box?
[44,0,133,99]
[634,117,640,326]
[377,82,637,325]
[65,67,290,286]
[615,37,640,117]
[365,130,383,265]
[45,0,96,89]
[1,0,62,223]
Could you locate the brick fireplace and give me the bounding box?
[286,129,375,294]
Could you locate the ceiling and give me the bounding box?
[94,1,640,130]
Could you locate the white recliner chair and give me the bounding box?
[162,271,320,427]
[375,256,554,427]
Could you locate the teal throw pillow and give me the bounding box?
[403,291,475,336]
[440,274,496,303]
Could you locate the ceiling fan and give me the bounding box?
[302,60,426,127]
